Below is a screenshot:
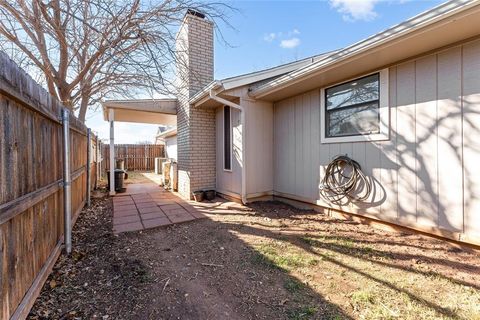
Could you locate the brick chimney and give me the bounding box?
[175,9,216,199]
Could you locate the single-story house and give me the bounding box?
[103,1,480,246]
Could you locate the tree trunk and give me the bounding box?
[78,94,89,123]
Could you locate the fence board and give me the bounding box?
[103,144,164,171]
[0,52,101,319]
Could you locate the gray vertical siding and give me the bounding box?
[273,39,480,240]
[244,98,274,196]
[216,106,241,195]
[463,40,480,236]
[437,47,463,232]
[215,90,274,198]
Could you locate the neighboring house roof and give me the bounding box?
[156,125,173,135]
[250,0,480,101]
[189,51,337,105]
[102,99,177,125]
[156,127,177,139]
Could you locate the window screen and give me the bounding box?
[325,73,380,138]
[224,106,231,170]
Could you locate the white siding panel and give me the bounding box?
[349,141,382,217]
[329,144,341,161]
[274,98,294,195]
[232,108,242,192]
[437,47,463,232]
[415,55,438,227]
[303,93,312,199]
[287,98,296,195]
[310,90,321,201]
[462,40,480,237]
[327,144,345,210]
[396,61,417,224]
[273,100,285,193]
[246,100,258,193]
[350,142,366,214]
[294,95,304,196]
[379,66,398,219]
[214,86,274,199]
[272,41,480,241]
[340,143,353,161]
[245,98,274,196]
[364,142,382,216]
[216,107,241,195]
[318,95,330,207]
[165,136,178,161]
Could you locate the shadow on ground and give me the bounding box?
[29,197,480,320]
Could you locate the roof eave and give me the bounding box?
[250,0,479,100]
[188,81,223,106]
[156,127,178,139]
[188,51,337,106]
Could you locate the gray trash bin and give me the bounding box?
[107,169,128,191]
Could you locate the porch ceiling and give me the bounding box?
[102,99,177,125]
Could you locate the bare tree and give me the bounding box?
[0,0,231,122]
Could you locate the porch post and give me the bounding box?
[109,108,115,196]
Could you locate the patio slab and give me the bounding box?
[112,183,206,234]
[142,217,172,229]
[141,211,167,220]
[116,182,161,196]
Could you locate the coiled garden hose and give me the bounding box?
[319,155,371,203]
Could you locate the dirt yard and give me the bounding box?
[123,171,162,185]
[29,191,480,320]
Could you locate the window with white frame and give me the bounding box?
[321,69,389,143]
[223,105,232,170]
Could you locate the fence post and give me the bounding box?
[62,108,72,254]
[86,128,91,207]
[96,135,100,185]
[145,145,147,171]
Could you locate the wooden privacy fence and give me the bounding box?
[0,53,100,319]
[103,144,164,171]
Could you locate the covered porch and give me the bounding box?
[102,99,177,196]
[101,99,206,233]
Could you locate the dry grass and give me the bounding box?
[249,236,479,319]
[30,195,480,320]
[123,171,162,185]
[230,202,480,320]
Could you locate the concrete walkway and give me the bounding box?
[112,185,206,234]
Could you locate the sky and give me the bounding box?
[86,0,444,143]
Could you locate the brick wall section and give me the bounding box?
[189,107,216,192]
[175,12,216,199]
